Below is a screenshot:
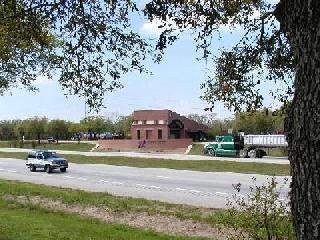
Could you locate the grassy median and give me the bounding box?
[0,180,225,239]
[0,198,201,240]
[0,179,294,239]
[0,142,95,151]
[0,151,290,176]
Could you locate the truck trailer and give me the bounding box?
[204,134,288,158]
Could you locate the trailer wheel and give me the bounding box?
[248,150,256,158]
[256,149,267,158]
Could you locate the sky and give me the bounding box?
[0,1,282,123]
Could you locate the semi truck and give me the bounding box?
[203,134,288,158]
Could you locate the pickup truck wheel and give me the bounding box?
[29,165,36,172]
[45,165,52,173]
[60,168,66,172]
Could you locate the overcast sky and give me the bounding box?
[0,2,282,122]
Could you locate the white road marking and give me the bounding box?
[279,198,285,201]
[77,177,87,181]
[99,180,109,183]
[216,191,228,195]
[136,184,147,187]
[0,168,4,171]
[64,176,74,179]
[157,176,169,179]
[111,181,123,185]
[7,170,17,173]
[176,188,186,191]
[150,185,161,189]
[190,190,202,193]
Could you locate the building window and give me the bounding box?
[158,129,162,139]
[137,130,141,140]
[146,130,152,139]
[143,120,147,125]
[133,120,138,125]
[155,120,159,124]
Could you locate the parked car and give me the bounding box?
[47,137,56,143]
[100,132,113,140]
[26,150,68,173]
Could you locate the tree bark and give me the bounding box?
[275,0,320,238]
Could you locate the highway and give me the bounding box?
[0,158,290,208]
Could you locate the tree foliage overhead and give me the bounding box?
[144,0,295,111]
[0,0,156,109]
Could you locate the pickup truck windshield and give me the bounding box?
[43,152,60,159]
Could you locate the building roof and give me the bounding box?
[133,110,210,133]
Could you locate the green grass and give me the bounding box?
[0,180,218,221]
[0,179,294,240]
[0,142,95,152]
[263,148,288,157]
[188,144,204,155]
[0,151,290,176]
[0,198,200,240]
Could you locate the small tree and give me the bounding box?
[113,115,133,139]
[220,177,294,240]
[47,120,69,144]
[25,117,48,144]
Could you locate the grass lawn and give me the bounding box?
[0,142,95,152]
[0,180,217,222]
[0,198,199,240]
[0,180,294,239]
[0,151,290,176]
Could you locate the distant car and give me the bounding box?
[26,150,68,173]
[100,132,113,140]
[47,137,56,143]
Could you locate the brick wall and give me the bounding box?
[98,138,192,152]
[131,125,169,140]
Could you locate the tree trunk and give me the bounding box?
[275,0,320,238]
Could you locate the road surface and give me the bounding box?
[0,148,289,164]
[0,158,290,208]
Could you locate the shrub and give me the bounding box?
[18,141,24,148]
[31,141,37,149]
[9,140,19,148]
[219,177,294,240]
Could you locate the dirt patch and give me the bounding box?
[3,195,235,239]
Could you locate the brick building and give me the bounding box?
[131,110,209,141]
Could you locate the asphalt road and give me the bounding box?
[0,148,289,164]
[0,158,290,208]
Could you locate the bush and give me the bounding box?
[218,177,294,240]
[9,140,19,148]
[31,141,37,149]
[18,141,24,148]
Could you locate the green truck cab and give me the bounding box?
[204,135,244,157]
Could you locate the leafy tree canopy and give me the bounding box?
[1,0,294,113]
[144,0,295,111]
[0,0,157,110]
